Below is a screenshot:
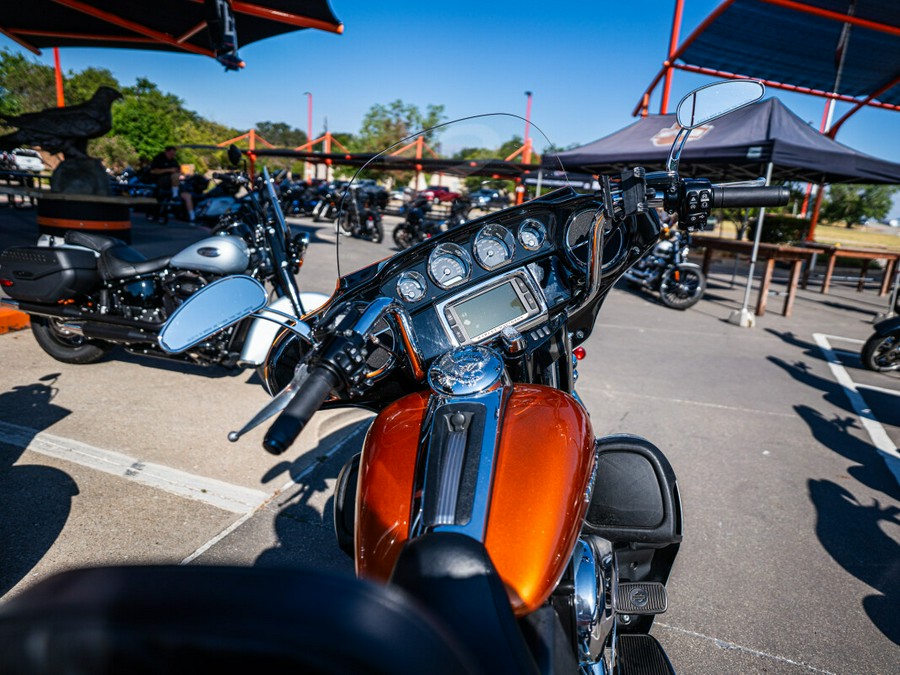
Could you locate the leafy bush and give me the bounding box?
[746,215,810,244]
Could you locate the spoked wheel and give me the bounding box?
[30,316,114,364]
[393,225,414,250]
[659,265,706,310]
[861,333,900,372]
[337,212,354,234]
[369,219,384,244]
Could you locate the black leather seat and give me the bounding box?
[98,244,171,281]
[64,230,171,280]
[0,565,478,675]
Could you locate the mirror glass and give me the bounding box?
[676,80,764,129]
[227,144,243,167]
[159,276,267,353]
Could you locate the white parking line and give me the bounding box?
[0,420,269,514]
[812,333,900,487]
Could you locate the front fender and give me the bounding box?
[236,292,328,367]
[873,314,900,336]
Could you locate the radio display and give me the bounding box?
[450,281,528,341]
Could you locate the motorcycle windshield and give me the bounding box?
[333,113,568,279]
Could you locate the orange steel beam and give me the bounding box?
[633,0,738,117]
[178,21,208,43]
[0,25,41,54]
[186,0,344,34]
[828,73,900,137]
[672,63,900,113]
[47,0,216,57]
[635,0,900,117]
[759,0,900,37]
[13,30,159,44]
[53,47,65,106]
[660,0,686,114]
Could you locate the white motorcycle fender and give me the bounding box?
[237,292,329,367]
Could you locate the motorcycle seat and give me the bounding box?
[98,245,171,281]
[64,230,127,252]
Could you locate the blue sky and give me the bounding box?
[2,0,899,215]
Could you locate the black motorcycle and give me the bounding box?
[336,184,384,243]
[0,169,327,368]
[623,225,706,309]
[861,314,900,372]
[393,195,472,250]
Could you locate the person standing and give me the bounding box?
[150,146,195,222]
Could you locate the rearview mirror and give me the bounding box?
[676,80,764,129]
[227,144,243,167]
[159,276,267,353]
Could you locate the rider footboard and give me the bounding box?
[616,634,676,675]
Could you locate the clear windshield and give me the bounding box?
[329,113,568,280]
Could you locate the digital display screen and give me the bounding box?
[452,281,527,340]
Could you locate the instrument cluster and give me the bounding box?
[396,216,550,303]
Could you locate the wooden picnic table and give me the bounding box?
[793,242,900,296]
[691,235,817,317]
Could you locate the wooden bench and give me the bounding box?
[794,242,900,296]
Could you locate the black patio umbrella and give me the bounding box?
[0,1,342,70]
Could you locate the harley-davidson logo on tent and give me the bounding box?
[651,123,714,147]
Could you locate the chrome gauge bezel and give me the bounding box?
[428,242,472,289]
[518,217,547,251]
[473,224,515,270]
[396,270,428,303]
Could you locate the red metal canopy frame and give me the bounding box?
[636,0,900,137]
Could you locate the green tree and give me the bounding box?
[356,100,445,153]
[0,49,55,118]
[822,184,899,228]
[255,121,307,148]
[65,67,120,105]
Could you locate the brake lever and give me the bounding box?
[712,177,766,188]
[228,363,310,442]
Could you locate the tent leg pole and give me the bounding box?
[729,161,774,327]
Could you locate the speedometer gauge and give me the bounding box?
[474,224,515,270]
[518,218,546,251]
[396,271,427,303]
[428,243,472,289]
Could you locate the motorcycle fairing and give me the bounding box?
[237,291,329,368]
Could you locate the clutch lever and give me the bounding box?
[228,363,310,442]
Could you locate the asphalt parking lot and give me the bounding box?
[1,205,898,674]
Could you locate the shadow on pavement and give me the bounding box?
[0,374,79,597]
[767,356,853,416]
[254,419,369,574]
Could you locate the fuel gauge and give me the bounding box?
[396,271,427,303]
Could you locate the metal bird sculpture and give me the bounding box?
[0,86,123,159]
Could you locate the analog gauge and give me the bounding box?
[428,243,472,289]
[518,218,547,251]
[474,224,515,270]
[396,271,427,303]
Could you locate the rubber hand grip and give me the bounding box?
[262,366,340,455]
[712,186,789,208]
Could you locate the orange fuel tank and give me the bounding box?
[356,384,595,616]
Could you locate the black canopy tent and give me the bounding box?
[551,97,900,185]
[0,0,343,70]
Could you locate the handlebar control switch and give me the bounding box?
[678,178,714,232]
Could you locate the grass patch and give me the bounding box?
[709,220,900,252]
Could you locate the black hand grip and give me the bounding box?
[712,186,790,208]
[262,366,341,455]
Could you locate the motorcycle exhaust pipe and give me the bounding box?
[79,322,157,344]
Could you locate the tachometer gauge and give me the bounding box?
[428,243,472,289]
[396,271,427,303]
[474,224,515,270]
[518,218,546,251]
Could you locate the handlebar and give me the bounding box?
[712,185,789,208]
[262,365,341,455]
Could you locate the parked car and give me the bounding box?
[10,148,45,173]
[418,185,460,203]
[467,187,509,209]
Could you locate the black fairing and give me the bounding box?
[873,314,900,335]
